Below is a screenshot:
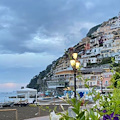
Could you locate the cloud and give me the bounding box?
[0,0,96,55]
[0,0,116,55]
[0,52,58,68]
[0,83,27,92]
[23,21,96,54]
[22,27,66,54]
[63,21,96,46]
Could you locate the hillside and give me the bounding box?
[27,15,118,91]
[87,24,101,37]
[27,57,61,91]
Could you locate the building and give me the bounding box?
[80,67,103,88]
[101,72,113,88]
[46,57,72,95]
[79,47,102,66]
[110,12,120,29]
[115,55,120,63]
[100,39,114,58]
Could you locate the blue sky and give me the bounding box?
[0,0,119,92]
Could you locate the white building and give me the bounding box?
[79,47,102,66]
[100,39,114,57]
[103,33,114,40]
[110,12,120,29]
[90,38,99,48]
[115,55,120,63]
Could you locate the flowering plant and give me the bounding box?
[49,58,120,120]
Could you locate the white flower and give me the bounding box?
[50,111,61,120]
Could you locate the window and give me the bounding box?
[105,45,107,47]
[105,54,108,57]
[109,44,111,47]
[104,75,109,78]
[92,76,96,80]
[90,82,92,86]
[87,76,90,79]
[117,49,120,52]
[93,82,95,84]
[105,81,108,85]
[112,50,114,53]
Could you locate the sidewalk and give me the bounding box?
[24,116,49,120]
[25,104,95,120]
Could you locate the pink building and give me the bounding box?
[101,72,113,88]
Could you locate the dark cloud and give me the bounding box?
[0,0,90,54]
[0,0,119,54]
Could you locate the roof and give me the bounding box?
[16,88,37,94]
[81,67,103,73]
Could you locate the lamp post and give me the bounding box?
[70,53,80,98]
[100,76,103,94]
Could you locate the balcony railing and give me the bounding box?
[48,84,65,88]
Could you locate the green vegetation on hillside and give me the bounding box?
[27,64,52,91]
[111,58,120,88]
[27,58,60,91]
[87,24,101,37]
[87,57,112,67]
[26,75,39,89]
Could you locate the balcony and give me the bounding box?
[47,81,65,88]
[48,84,65,89]
[91,76,96,80]
[81,53,99,58]
[103,84,110,87]
[51,75,72,81]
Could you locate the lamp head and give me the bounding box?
[70,60,75,67]
[100,76,103,81]
[76,61,80,69]
[72,53,78,60]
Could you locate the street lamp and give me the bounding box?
[70,53,80,98]
[100,76,103,94]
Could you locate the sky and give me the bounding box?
[0,0,119,92]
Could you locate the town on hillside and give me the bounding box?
[30,12,120,97]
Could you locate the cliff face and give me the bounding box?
[26,57,61,91]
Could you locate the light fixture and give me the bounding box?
[101,76,103,81]
[70,60,76,67]
[70,52,80,98]
[72,53,78,60]
[76,61,80,69]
